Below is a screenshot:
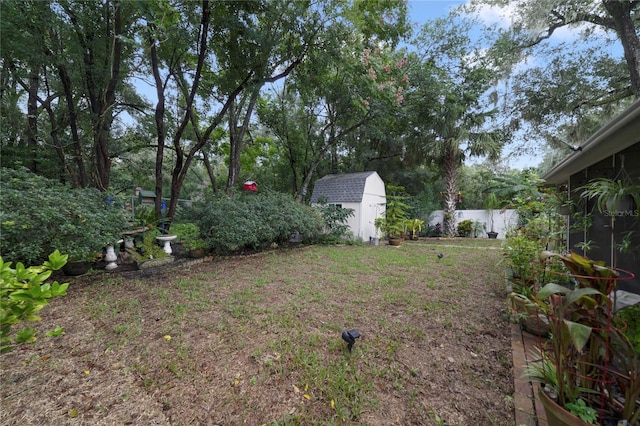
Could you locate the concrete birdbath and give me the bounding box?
[156,234,177,254]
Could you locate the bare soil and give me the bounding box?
[0,240,514,425]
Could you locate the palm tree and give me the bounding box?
[408,16,506,237]
[428,97,502,237]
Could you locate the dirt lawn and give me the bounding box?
[1,240,514,425]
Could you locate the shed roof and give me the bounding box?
[310,171,380,203]
[543,99,640,184]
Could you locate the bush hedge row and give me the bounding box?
[0,168,126,265]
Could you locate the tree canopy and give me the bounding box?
[1,0,638,226]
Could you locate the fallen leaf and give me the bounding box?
[331,399,335,409]
[234,379,239,386]
[83,370,90,375]
[303,394,310,400]
[163,335,171,341]
[293,384,300,394]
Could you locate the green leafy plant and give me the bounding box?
[405,218,425,240]
[195,191,323,254]
[527,251,640,423]
[316,197,355,242]
[503,228,545,287]
[471,220,485,238]
[1,250,70,353]
[456,219,473,237]
[483,192,501,233]
[564,398,598,424]
[134,231,169,261]
[380,185,411,240]
[0,167,126,264]
[617,303,640,355]
[579,177,640,215]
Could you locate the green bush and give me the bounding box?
[503,228,545,285]
[0,168,126,264]
[1,250,69,353]
[316,197,355,243]
[618,304,640,355]
[457,219,474,237]
[194,191,323,254]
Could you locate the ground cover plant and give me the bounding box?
[0,239,514,425]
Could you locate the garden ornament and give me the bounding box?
[341,329,361,353]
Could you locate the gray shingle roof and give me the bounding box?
[310,171,378,203]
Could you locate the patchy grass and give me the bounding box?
[0,238,514,425]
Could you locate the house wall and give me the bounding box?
[568,142,640,294]
[428,209,519,239]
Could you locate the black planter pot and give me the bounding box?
[62,261,92,276]
[487,231,499,239]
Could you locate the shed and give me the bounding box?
[543,99,640,297]
[310,171,386,242]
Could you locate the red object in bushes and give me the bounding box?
[243,181,258,191]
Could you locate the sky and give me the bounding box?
[408,0,466,25]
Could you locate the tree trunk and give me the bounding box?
[442,142,458,238]
[201,151,218,194]
[226,88,260,194]
[149,23,166,227]
[93,0,124,191]
[603,0,640,98]
[26,65,39,173]
[58,64,87,188]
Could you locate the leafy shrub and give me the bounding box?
[1,250,69,353]
[457,219,474,237]
[0,168,126,264]
[194,191,323,254]
[503,228,545,284]
[316,198,355,243]
[171,223,201,243]
[134,230,169,261]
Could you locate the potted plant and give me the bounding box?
[381,185,411,246]
[405,218,425,240]
[456,219,474,237]
[373,217,383,246]
[484,192,501,238]
[504,229,550,335]
[525,251,639,425]
[134,230,173,269]
[579,177,640,215]
[184,238,208,258]
[471,220,486,238]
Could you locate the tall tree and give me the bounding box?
[1,0,139,189]
[466,0,639,155]
[410,16,505,237]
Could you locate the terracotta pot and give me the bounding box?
[189,248,206,258]
[538,387,591,426]
[388,238,402,246]
[509,293,550,336]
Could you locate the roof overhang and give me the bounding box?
[542,99,640,184]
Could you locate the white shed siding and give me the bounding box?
[310,171,386,241]
[361,174,386,241]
